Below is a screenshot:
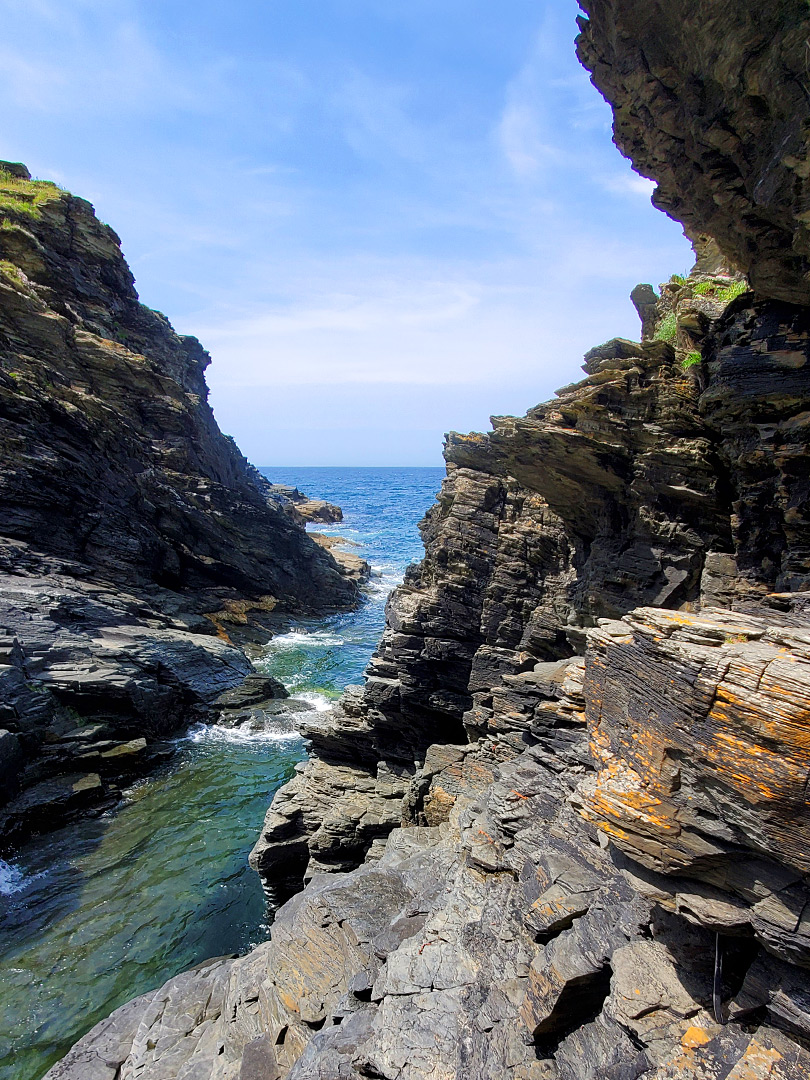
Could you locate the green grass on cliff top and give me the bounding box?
[693,279,747,303]
[0,168,63,219]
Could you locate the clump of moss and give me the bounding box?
[716,279,747,304]
[692,279,747,303]
[682,351,702,370]
[654,310,678,342]
[0,259,27,290]
[0,168,63,221]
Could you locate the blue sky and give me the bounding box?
[0,0,692,466]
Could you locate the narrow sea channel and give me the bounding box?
[0,467,443,1080]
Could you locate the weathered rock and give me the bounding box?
[0,165,357,612]
[43,956,237,1080]
[0,728,23,800]
[309,534,371,584]
[57,299,810,1078]
[249,470,579,895]
[0,572,258,843]
[215,673,290,709]
[265,484,344,524]
[577,1,810,306]
[630,282,659,341]
[296,500,343,524]
[53,674,810,1078]
[580,605,810,966]
[0,164,363,839]
[43,4,810,1078]
[701,299,810,592]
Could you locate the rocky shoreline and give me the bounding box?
[0,163,366,848]
[46,273,810,1077]
[17,1,810,1078]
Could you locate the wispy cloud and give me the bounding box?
[0,18,213,116]
[333,71,428,165]
[497,11,599,179]
[599,172,657,199]
[0,0,693,464]
[499,101,563,178]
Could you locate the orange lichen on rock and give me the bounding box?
[681,1026,712,1049]
[581,607,810,884]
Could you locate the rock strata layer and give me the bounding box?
[48,604,810,1080]
[0,164,362,841]
[249,279,810,900]
[60,268,810,1077]
[577,1,810,306]
[0,164,355,608]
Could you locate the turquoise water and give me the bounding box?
[0,467,443,1080]
[257,467,444,694]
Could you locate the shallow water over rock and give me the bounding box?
[0,725,305,1080]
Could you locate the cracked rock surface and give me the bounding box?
[577,0,810,306]
[47,606,810,1078]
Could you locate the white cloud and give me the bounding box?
[496,10,600,181]
[0,0,696,464]
[0,1,232,117]
[334,70,428,165]
[599,172,657,199]
[194,239,672,394]
[498,101,562,178]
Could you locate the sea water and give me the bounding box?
[0,466,443,1080]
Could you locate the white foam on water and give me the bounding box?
[265,629,346,650]
[184,722,303,747]
[293,692,333,713]
[0,858,46,896]
[367,568,403,598]
[370,560,399,573]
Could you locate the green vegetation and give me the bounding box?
[670,273,688,286]
[717,279,747,303]
[0,259,26,288]
[0,168,63,220]
[654,310,678,342]
[693,281,716,296]
[682,351,702,369]
[692,279,747,303]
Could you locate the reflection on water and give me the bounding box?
[0,467,443,1080]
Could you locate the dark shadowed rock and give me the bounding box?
[0,166,357,612]
[577,1,810,305]
[0,165,363,838]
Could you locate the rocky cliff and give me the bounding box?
[0,162,361,844]
[577,0,810,307]
[44,2,810,1079]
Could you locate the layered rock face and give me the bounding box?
[46,3,810,1079]
[250,281,810,900]
[49,606,810,1080]
[0,164,354,608]
[0,164,360,842]
[577,0,810,306]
